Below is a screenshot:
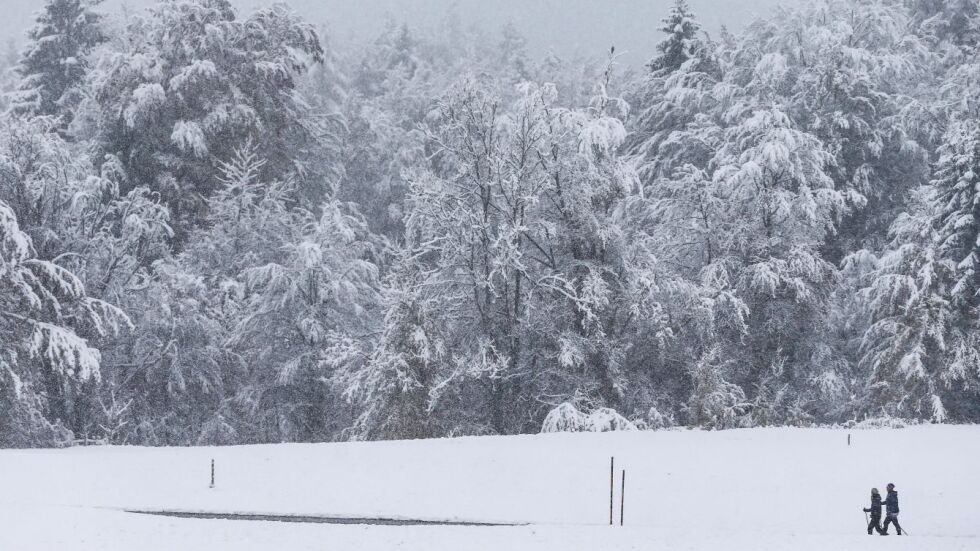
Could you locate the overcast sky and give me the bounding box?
[1,0,799,67]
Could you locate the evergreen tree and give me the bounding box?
[344,258,443,440]
[9,0,105,130]
[627,0,719,188]
[498,21,532,83]
[90,0,325,241]
[851,188,962,422]
[648,0,706,77]
[0,196,128,447]
[934,119,980,312]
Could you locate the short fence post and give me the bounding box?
[620,469,626,526]
[609,457,615,525]
[848,433,851,446]
[210,459,215,488]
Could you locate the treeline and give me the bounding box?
[0,0,978,447]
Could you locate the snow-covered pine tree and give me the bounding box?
[343,257,444,440]
[850,186,960,422]
[90,0,325,241]
[923,117,980,418]
[69,171,176,443]
[114,144,295,445]
[0,197,128,447]
[229,197,382,441]
[339,21,426,240]
[648,0,703,76]
[850,3,980,423]
[0,108,181,443]
[729,2,935,423]
[683,345,749,429]
[934,120,980,324]
[299,26,348,203]
[745,0,930,261]
[627,0,720,190]
[621,4,735,425]
[8,0,106,132]
[708,89,849,423]
[498,21,532,84]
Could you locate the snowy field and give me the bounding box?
[0,425,977,550]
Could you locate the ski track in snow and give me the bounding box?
[125,508,523,526]
[0,425,977,550]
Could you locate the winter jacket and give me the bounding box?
[884,490,899,515]
[864,493,883,516]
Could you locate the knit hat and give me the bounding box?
[887,483,895,490]
[872,488,879,494]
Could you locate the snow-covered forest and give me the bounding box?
[1,0,978,448]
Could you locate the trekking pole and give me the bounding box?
[864,510,868,529]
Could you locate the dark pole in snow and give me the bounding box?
[848,433,851,446]
[210,459,215,488]
[609,457,615,525]
[620,470,626,526]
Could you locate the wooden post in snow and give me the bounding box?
[620,469,626,526]
[609,457,615,525]
[210,459,215,488]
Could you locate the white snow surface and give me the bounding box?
[0,425,976,550]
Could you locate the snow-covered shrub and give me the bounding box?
[541,402,637,433]
[0,379,74,448]
[646,405,676,430]
[683,348,750,429]
[749,370,815,427]
[588,408,639,432]
[846,415,924,430]
[541,403,587,433]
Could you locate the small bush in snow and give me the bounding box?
[845,415,924,430]
[541,402,637,433]
[646,406,676,430]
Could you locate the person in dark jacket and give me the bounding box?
[863,487,884,535]
[881,483,902,535]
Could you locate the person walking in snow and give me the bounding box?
[881,483,902,535]
[863,487,884,535]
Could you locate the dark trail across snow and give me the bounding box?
[126,509,524,527]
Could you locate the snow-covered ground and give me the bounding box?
[0,425,976,550]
